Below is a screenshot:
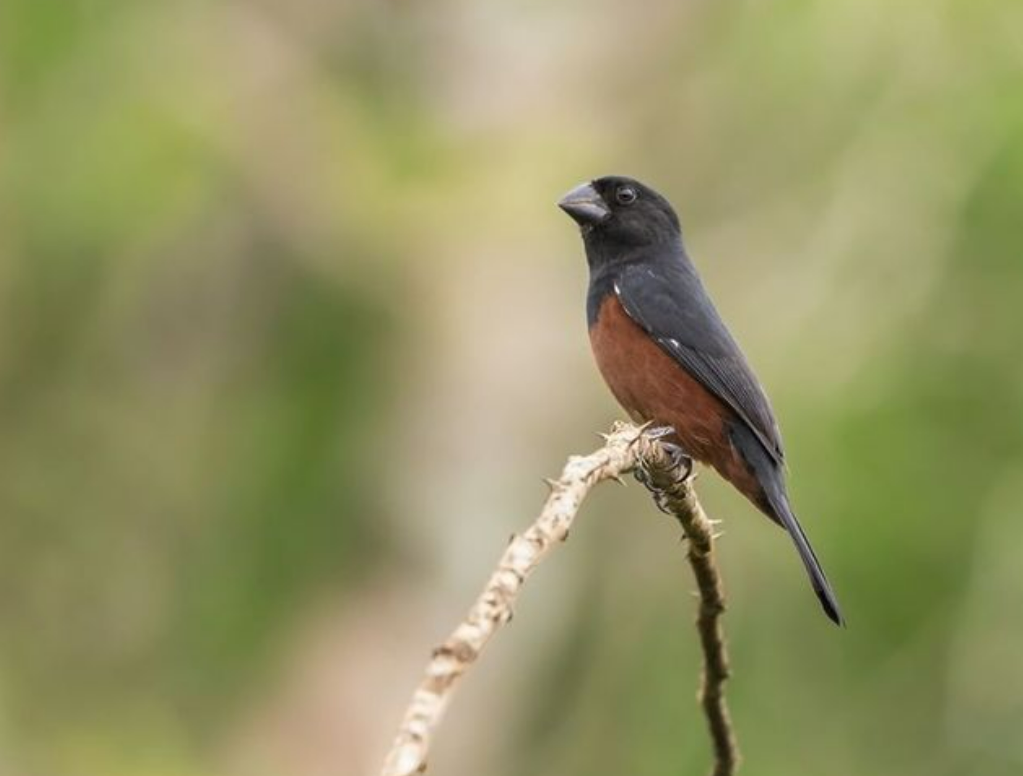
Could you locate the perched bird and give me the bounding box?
[559,175,843,625]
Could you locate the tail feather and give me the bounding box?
[770,495,844,626]
[728,421,844,626]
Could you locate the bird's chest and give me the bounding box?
[588,293,732,459]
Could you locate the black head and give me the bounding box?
[558,176,681,249]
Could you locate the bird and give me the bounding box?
[558,175,843,625]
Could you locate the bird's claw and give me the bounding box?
[646,425,676,441]
[633,428,696,515]
[640,426,693,480]
[660,441,694,481]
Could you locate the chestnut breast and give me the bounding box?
[589,293,741,472]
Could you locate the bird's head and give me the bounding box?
[558,176,681,250]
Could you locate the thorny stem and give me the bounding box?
[379,422,738,776]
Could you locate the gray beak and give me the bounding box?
[558,182,610,226]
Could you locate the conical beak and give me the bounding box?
[558,182,610,226]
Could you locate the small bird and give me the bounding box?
[559,175,843,625]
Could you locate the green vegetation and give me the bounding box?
[1,1,1021,774]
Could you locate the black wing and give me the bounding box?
[614,261,785,465]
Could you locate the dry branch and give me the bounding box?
[379,421,737,776]
[638,449,738,776]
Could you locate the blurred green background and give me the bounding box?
[2,0,1022,774]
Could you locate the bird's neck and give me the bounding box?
[584,234,687,328]
[583,232,683,270]
[586,270,617,328]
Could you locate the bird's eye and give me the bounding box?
[616,186,637,205]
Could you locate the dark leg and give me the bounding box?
[635,427,695,514]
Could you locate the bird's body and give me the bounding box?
[589,293,766,507]
[559,176,843,625]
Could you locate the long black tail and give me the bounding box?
[768,492,844,626]
[728,422,844,626]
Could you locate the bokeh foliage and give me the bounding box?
[1,0,1021,774]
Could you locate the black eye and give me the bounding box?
[615,186,637,205]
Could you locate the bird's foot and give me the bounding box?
[635,437,694,515]
[641,426,693,477]
[645,425,677,440]
[660,441,694,481]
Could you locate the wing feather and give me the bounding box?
[615,263,785,464]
